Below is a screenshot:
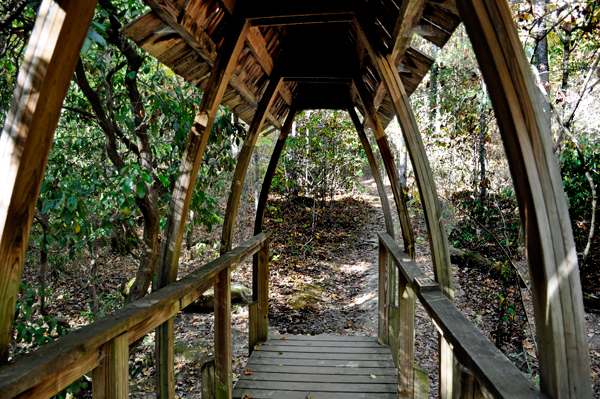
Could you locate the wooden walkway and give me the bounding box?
[233,334,397,399]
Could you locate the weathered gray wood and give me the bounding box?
[388,304,399,368]
[253,345,391,354]
[414,365,429,399]
[249,301,259,352]
[458,0,591,397]
[0,0,98,365]
[92,333,128,399]
[221,75,283,254]
[0,233,269,398]
[234,380,397,393]
[250,352,392,361]
[240,372,397,384]
[246,365,398,375]
[256,239,269,342]
[248,358,395,368]
[258,340,383,348]
[201,360,215,399]
[232,391,397,399]
[215,267,232,398]
[267,334,377,342]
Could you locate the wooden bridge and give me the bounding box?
[0,0,592,398]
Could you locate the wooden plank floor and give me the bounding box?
[233,334,397,399]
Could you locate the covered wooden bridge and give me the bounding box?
[0,0,592,398]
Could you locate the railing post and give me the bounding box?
[378,236,389,345]
[250,237,270,351]
[156,318,175,399]
[215,270,232,399]
[92,332,129,398]
[397,270,415,399]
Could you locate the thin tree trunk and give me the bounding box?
[88,243,99,314]
[534,0,551,127]
[37,211,49,317]
[479,81,488,200]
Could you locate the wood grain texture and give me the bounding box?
[92,333,129,399]
[0,233,269,398]
[234,335,397,399]
[221,75,283,254]
[156,318,175,399]
[353,79,415,259]
[0,0,98,365]
[215,268,232,398]
[397,277,415,398]
[457,0,591,397]
[379,233,548,399]
[158,19,249,289]
[254,108,297,235]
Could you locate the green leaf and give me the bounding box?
[136,181,146,197]
[67,196,77,212]
[87,28,107,48]
[126,71,136,80]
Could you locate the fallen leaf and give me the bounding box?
[278,364,284,367]
[244,369,253,375]
[280,337,286,340]
[370,374,377,379]
[254,346,260,350]
[278,351,283,355]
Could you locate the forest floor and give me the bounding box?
[14,178,600,398]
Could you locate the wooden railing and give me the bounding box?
[378,232,547,399]
[0,232,271,399]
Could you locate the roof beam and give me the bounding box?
[234,0,358,20]
[250,13,354,26]
[142,1,286,128]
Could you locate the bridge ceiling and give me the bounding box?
[122,0,461,129]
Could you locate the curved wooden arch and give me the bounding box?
[221,75,283,254]
[458,0,591,397]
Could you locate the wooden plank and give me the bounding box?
[232,390,397,399]
[240,372,397,384]
[458,0,591,397]
[388,305,399,368]
[246,365,397,376]
[253,345,391,354]
[413,365,429,399]
[248,358,395,368]
[0,0,98,365]
[201,360,216,399]
[234,380,397,393]
[250,351,391,361]
[92,333,129,399]
[250,13,355,26]
[353,77,415,259]
[215,268,232,398]
[249,301,259,352]
[258,340,383,348]
[378,244,390,345]
[0,233,269,398]
[267,334,378,342]
[235,0,358,20]
[221,75,283,254]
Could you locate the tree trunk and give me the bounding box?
[37,212,49,317]
[534,0,551,127]
[479,81,488,200]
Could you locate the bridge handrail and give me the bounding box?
[378,232,547,399]
[0,232,270,398]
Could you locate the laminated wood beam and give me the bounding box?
[134,2,286,127]
[355,14,453,300]
[0,0,97,365]
[235,0,358,21]
[353,78,415,259]
[250,13,355,26]
[458,0,591,397]
[221,75,284,254]
[155,21,249,399]
[347,108,395,238]
[254,108,298,235]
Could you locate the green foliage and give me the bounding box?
[273,110,366,201]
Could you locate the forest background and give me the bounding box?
[1,0,599,397]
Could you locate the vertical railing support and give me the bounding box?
[92,332,129,398]
[156,319,175,399]
[397,271,416,399]
[250,238,270,350]
[215,271,232,399]
[378,240,390,345]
